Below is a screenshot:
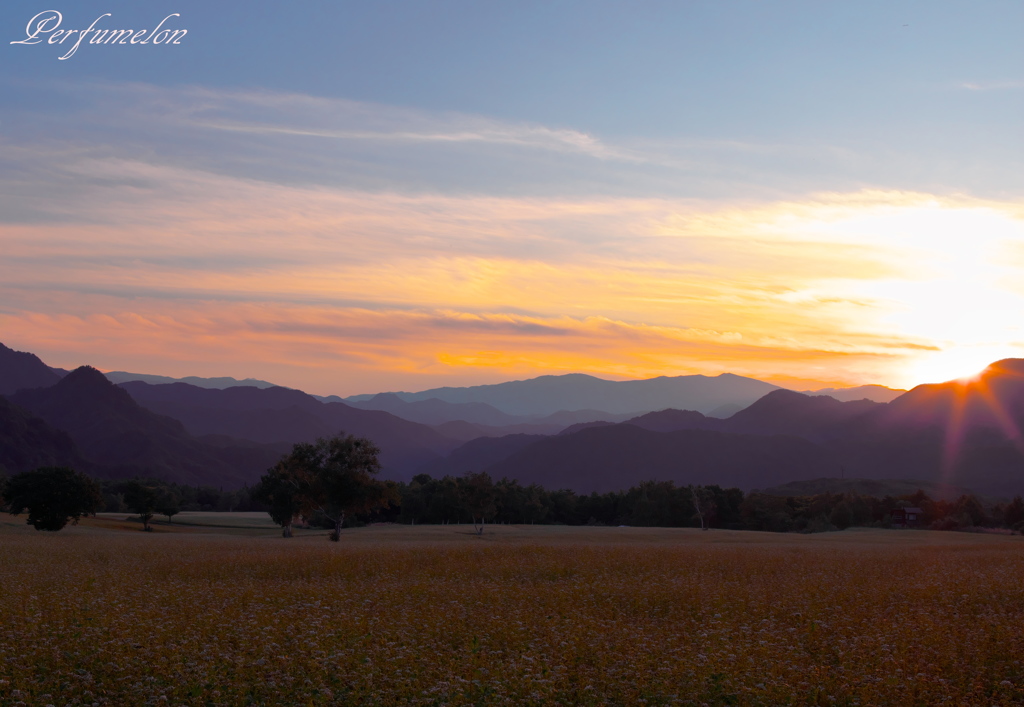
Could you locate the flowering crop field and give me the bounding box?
[1,520,1023,706]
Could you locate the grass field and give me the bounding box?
[2,517,1023,706]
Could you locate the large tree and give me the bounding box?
[259,433,397,541]
[4,467,103,531]
[251,459,307,538]
[121,481,158,531]
[460,471,497,535]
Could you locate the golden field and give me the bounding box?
[1,517,1023,706]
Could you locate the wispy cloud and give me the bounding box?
[957,80,1024,91]
[3,144,1023,392]
[3,81,1024,391]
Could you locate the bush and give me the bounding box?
[4,467,103,531]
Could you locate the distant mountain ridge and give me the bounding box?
[6,339,1023,496]
[105,371,279,389]
[804,384,905,403]
[347,393,524,427]
[346,372,782,417]
[443,359,1024,496]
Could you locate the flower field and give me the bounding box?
[1,521,1023,706]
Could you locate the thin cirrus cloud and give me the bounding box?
[957,80,1024,91]
[13,80,998,201]
[2,81,1024,393]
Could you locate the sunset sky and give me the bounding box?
[2,1,1022,395]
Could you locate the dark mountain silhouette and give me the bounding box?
[429,403,865,484]
[719,390,880,442]
[347,372,781,416]
[432,410,697,473]
[430,419,493,441]
[118,381,461,481]
[558,420,616,436]
[0,395,88,473]
[7,338,1024,496]
[706,403,745,418]
[10,367,277,486]
[105,371,279,389]
[819,359,1024,496]
[559,408,717,436]
[0,343,63,395]
[420,433,548,478]
[431,419,571,442]
[876,359,1024,429]
[485,424,840,494]
[624,408,718,433]
[806,384,905,403]
[448,361,1024,496]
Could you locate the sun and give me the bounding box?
[903,344,1018,387]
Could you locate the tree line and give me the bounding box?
[4,432,1024,535]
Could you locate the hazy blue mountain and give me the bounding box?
[347,393,523,426]
[0,342,63,395]
[105,371,279,389]
[347,372,781,417]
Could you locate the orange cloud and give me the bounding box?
[3,152,1023,393]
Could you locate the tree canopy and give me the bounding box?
[256,433,398,540]
[121,481,158,531]
[3,466,103,531]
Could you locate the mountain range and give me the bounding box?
[105,371,278,390]
[2,340,1022,497]
[343,372,784,417]
[9,367,279,486]
[448,362,1024,496]
[117,380,459,477]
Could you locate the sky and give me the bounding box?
[1,1,1022,395]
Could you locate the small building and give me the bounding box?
[891,507,923,528]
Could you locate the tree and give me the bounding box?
[251,459,307,538]
[122,481,158,531]
[829,501,853,530]
[460,472,497,535]
[691,485,716,530]
[1003,496,1024,528]
[4,467,103,531]
[155,491,181,524]
[258,433,397,542]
